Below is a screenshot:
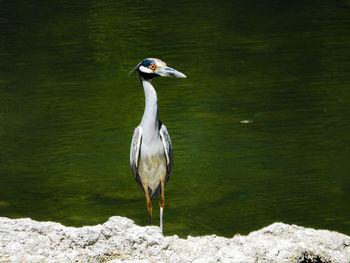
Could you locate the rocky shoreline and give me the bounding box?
[0,216,349,263]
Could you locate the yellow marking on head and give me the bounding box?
[147,58,166,68]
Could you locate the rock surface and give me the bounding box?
[0,216,349,263]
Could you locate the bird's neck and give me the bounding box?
[140,77,160,136]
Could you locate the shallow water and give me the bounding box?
[0,0,350,237]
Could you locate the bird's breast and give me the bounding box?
[138,140,167,194]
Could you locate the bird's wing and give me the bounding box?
[130,126,144,190]
[159,123,173,183]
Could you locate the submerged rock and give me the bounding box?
[0,216,349,263]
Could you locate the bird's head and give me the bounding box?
[130,58,186,80]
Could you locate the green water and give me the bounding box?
[0,0,350,237]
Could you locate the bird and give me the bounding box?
[129,58,186,233]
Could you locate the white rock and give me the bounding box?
[0,216,349,263]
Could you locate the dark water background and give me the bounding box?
[0,0,349,237]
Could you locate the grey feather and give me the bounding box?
[159,123,173,184]
[130,126,144,192]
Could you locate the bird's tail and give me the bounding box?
[149,183,161,200]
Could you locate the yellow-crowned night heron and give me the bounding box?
[130,58,186,232]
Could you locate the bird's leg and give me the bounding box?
[143,184,153,225]
[159,180,165,233]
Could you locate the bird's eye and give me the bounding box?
[150,64,156,71]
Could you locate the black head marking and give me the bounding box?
[138,59,160,80]
[140,59,154,68]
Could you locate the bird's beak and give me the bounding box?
[158,66,187,78]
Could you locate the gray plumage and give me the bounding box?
[129,58,186,232]
[130,123,173,199]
